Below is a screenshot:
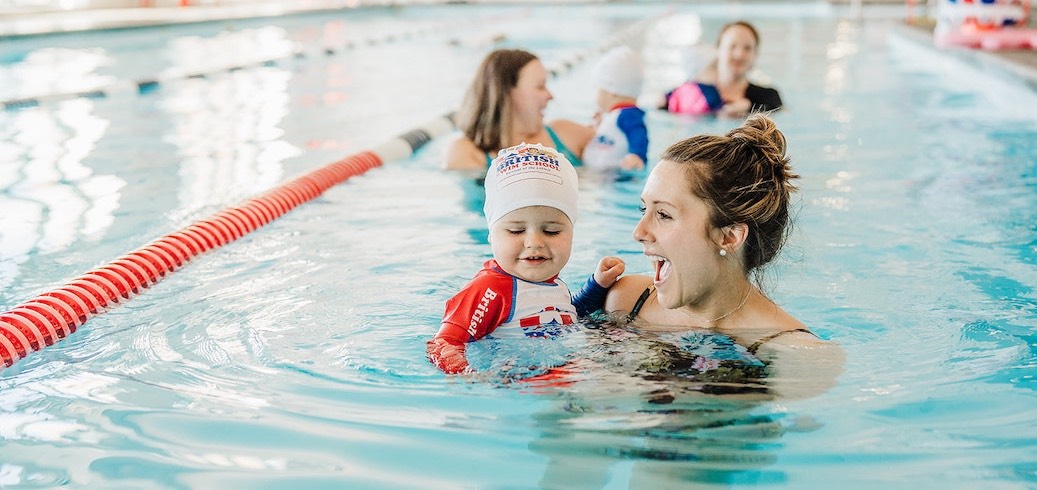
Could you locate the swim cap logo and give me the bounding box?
[492,144,564,187]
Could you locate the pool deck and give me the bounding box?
[890,21,1037,92]
[1,1,1035,92]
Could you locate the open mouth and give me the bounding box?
[522,255,549,265]
[647,255,670,283]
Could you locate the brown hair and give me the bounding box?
[717,20,760,47]
[661,114,798,277]
[455,49,539,154]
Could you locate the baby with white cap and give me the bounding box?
[427,143,625,374]
[583,46,649,172]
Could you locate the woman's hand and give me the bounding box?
[719,98,752,118]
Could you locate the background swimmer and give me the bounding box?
[445,49,593,171]
[583,46,648,172]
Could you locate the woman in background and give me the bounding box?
[445,48,593,171]
[664,21,783,118]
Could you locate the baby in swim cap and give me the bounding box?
[483,142,579,230]
[584,46,648,172]
[426,143,625,374]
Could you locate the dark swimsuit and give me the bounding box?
[626,287,816,355]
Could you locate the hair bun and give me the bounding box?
[728,114,796,187]
[659,113,798,272]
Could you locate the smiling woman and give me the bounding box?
[664,20,783,117]
[444,48,593,171]
[604,114,843,398]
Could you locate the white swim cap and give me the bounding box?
[594,46,644,98]
[484,143,579,227]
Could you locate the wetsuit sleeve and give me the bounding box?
[571,275,610,316]
[746,84,783,112]
[616,108,649,162]
[427,274,512,374]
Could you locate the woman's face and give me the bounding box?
[509,59,553,129]
[633,160,723,310]
[716,24,758,80]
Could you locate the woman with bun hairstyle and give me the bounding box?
[603,114,843,397]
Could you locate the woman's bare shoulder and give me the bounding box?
[444,135,486,170]
[605,274,654,314]
[747,306,844,368]
[547,119,594,155]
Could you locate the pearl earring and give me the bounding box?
[719,249,727,257]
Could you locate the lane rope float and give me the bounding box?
[0,114,455,369]
[1,18,466,111]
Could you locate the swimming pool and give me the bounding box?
[2,2,1035,488]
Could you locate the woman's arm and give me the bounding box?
[444,135,488,171]
[754,332,845,400]
[718,98,752,118]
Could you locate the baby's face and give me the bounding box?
[489,206,573,283]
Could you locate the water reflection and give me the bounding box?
[159,26,296,80]
[477,321,804,488]
[161,67,299,215]
[642,13,705,99]
[0,47,113,101]
[0,99,122,290]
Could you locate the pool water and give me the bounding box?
[1,3,1035,489]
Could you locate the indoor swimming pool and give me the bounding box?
[1,2,1035,488]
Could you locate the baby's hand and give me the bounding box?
[594,256,625,288]
[620,154,645,171]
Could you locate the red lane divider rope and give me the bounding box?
[0,151,383,368]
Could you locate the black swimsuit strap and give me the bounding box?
[626,287,654,323]
[747,328,817,355]
[626,288,817,355]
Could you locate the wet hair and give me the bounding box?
[660,114,798,277]
[455,49,539,154]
